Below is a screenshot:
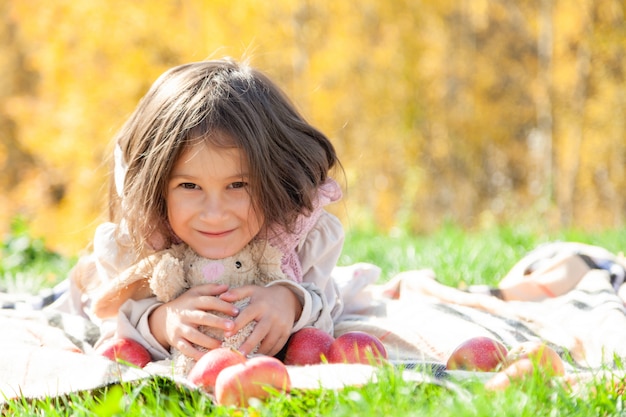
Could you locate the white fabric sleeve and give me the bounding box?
[49,222,134,332]
[118,298,171,359]
[94,298,171,360]
[92,222,136,287]
[267,211,345,335]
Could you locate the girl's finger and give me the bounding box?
[185,308,236,331]
[185,331,224,355]
[238,319,283,356]
[186,283,230,297]
[260,331,289,357]
[236,324,264,356]
[195,295,239,316]
[218,285,252,303]
[172,336,206,361]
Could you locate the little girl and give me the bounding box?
[78,58,345,361]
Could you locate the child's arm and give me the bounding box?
[98,284,240,361]
[292,211,346,330]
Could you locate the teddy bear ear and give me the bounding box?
[170,243,188,258]
[247,240,263,257]
[150,253,186,302]
[253,240,285,278]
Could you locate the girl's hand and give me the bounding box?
[219,285,302,356]
[148,283,239,361]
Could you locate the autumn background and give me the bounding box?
[1,0,625,256]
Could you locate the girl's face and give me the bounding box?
[166,136,263,259]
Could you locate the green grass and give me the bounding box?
[341,223,626,287]
[3,222,626,416]
[0,217,75,294]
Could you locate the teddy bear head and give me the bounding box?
[182,244,261,289]
[149,240,286,303]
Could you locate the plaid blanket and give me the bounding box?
[1,264,625,402]
[335,267,626,370]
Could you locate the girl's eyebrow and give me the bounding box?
[168,171,195,179]
[168,171,250,180]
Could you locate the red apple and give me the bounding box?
[96,337,151,368]
[327,331,388,365]
[445,336,508,372]
[283,327,335,365]
[215,355,291,407]
[187,347,247,391]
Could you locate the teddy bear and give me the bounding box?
[91,239,287,375]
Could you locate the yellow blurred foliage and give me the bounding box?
[1,0,625,255]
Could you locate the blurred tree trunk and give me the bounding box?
[0,0,36,192]
[533,0,554,219]
[556,1,592,227]
[602,0,626,227]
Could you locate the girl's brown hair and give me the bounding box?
[111,58,339,256]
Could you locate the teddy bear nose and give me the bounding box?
[202,262,225,280]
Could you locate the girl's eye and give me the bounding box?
[180,182,198,190]
[229,181,247,189]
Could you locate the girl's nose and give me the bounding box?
[199,193,226,221]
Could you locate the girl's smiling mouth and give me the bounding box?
[199,229,234,238]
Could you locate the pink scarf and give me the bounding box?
[265,178,342,283]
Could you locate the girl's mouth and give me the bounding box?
[199,229,233,238]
